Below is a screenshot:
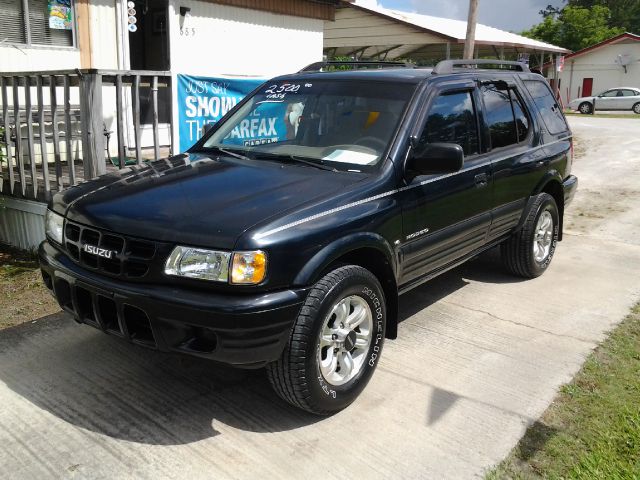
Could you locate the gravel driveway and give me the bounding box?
[1,116,639,479]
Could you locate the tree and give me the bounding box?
[568,0,640,33]
[522,5,624,51]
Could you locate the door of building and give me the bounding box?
[582,78,593,97]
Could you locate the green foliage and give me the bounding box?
[522,5,625,51]
[569,0,640,34]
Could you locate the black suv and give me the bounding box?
[40,60,577,415]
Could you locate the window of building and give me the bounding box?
[417,91,479,157]
[0,0,75,47]
[524,80,568,135]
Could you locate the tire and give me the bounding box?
[501,193,559,278]
[633,103,640,115]
[267,265,386,415]
[578,102,593,114]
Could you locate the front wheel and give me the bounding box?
[578,102,593,114]
[501,193,559,278]
[267,265,386,415]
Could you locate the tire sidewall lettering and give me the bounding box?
[314,278,385,400]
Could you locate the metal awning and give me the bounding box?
[325,2,569,64]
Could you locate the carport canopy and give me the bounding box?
[325,2,569,65]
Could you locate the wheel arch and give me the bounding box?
[520,174,565,240]
[293,233,399,340]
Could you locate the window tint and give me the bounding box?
[417,91,479,156]
[482,84,517,148]
[510,90,530,143]
[523,80,568,134]
[602,90,619,97]
[621,89,637,97]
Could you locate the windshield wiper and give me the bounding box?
[196,145,252,162]
[253,152,337,172]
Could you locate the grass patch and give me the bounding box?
[0,244,60,329]
[488,303,640,479]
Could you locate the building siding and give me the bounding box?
[559,42,640,103]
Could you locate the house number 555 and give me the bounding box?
[180,27,196,36]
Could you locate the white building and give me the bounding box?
[549,32,640,104]
[1,0,335,151]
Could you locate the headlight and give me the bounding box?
[164,246,231,282]
[231,251,267,284]
[45,210,64,244]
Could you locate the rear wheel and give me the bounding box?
[578,102,593,114]
[633,103,640,114]
[501,193,559,278]
[267,265,386,415]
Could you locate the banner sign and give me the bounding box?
[48,0,72,30]
[177,74,266,152]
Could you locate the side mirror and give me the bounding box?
[406,142,464,179]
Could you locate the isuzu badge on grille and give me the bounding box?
[83,244,116,259]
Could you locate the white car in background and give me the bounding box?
[568,87,640,114]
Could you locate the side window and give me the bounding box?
[602,90,619,97]
[510,90,530,143]
[482,84,517,149]
[523,80,568,135]
[621,89,636,97]
[417,91,479,157]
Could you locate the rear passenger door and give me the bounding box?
[398,82,492,287]
[480,79,549,242]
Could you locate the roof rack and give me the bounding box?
[432,59,530,75]
[299,61,415,72]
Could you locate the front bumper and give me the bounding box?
[39,241,306,368]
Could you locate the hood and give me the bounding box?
[56,153,365,249]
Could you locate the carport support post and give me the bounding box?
[79,70,106,179]
[445,42,451,60]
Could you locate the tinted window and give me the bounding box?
[621,89,637,97]
[482,84,517,148]
[602,90,619,97]
[417,91,479,157]
[524,80,568,134]
[510,90,530,143]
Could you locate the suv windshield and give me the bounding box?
[200,79,414,171]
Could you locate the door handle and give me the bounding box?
[474,173,488,188]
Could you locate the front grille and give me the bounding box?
[52,278,158,348]
[64,221,157,279]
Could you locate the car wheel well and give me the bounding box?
[541,180,564,240]
[325,247,398,340]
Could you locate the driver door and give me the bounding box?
[398,82,492,287]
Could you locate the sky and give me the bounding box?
[355,0,552,33]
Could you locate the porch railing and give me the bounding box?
[0,69,173,202]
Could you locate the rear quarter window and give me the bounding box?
[523,80,568,135]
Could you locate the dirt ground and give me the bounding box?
[0,246,60,329]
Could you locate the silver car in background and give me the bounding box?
[568,87,640,114]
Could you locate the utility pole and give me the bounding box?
[463,0,479,59]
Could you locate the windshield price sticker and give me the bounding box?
[263,83,311,100]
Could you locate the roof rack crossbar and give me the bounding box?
[299,61,414,72]
[432,59,530,75]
